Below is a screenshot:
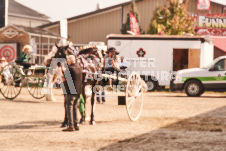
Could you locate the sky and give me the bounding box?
[16,0,131,21]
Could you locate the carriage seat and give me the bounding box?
[15,60,35,69]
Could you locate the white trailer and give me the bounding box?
[107,34,214,91]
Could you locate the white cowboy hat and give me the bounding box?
[0,57,6,61]
[57,39,68,47]
[22,45,32,52]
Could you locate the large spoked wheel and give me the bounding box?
[0,64,23,100]
[125,72,143,121]
[27,72,45,99]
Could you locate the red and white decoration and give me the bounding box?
[0,44,17,62]
[197,0,210,10]
[136,48,146,57]
[129,13,140,35]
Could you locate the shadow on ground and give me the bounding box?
[99,106,226,151]
[0,120,61,131]
[0,99,45,104]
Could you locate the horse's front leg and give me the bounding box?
[90,83,96,125]
[80,84,86,124]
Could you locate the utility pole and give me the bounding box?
[0,0,8,28]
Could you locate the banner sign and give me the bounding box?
[129,13,140,35]
[0,43,17,62]
[197,0,210,10]
[195,14,226,36]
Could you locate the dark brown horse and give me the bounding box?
[77,46,105,124]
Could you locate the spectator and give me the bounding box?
[0,57,10,83]
[96,87,105,104]
[0,57,8,68]
[62,55,82,132]
[118,56,127,71]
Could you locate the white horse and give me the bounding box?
[43,39,77,101]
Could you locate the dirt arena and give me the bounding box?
[0,88,226,151]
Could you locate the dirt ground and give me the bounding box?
[0,88,226,151]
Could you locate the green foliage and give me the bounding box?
[121,0,144,34]
[121,13,131,34]
[147,0,194,35]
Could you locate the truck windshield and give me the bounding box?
[202,58,219,69]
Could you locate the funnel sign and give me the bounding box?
[195,14,226,36]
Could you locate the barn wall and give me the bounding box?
[68,8,121,44]
[42,0,225,44]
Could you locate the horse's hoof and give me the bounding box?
[90,121,95,125]
[79,118,85,124]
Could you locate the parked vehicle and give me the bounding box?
[107,34,214,91]
[171,56,226,96]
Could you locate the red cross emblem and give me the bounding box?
[136,48,146,57]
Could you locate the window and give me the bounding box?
[210,59,226,71]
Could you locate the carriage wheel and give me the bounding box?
[0,64,23,100]
[27,73,45,99]
[125,72,143,121]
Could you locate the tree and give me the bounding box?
[121,0,144,34]
[147,0,194,35]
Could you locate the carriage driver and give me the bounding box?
[103,47,120,85]
[103,47,120,73]
[18,45,33,69]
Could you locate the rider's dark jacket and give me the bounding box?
[63,63,82,95]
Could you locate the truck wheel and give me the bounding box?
[146,80,157,91]
[184,80,204,97]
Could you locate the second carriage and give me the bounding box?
[0,61,47,100]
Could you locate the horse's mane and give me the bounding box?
[78,47,94,55]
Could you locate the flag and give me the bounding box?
[129,13,140,35]
[197,0,210,10]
